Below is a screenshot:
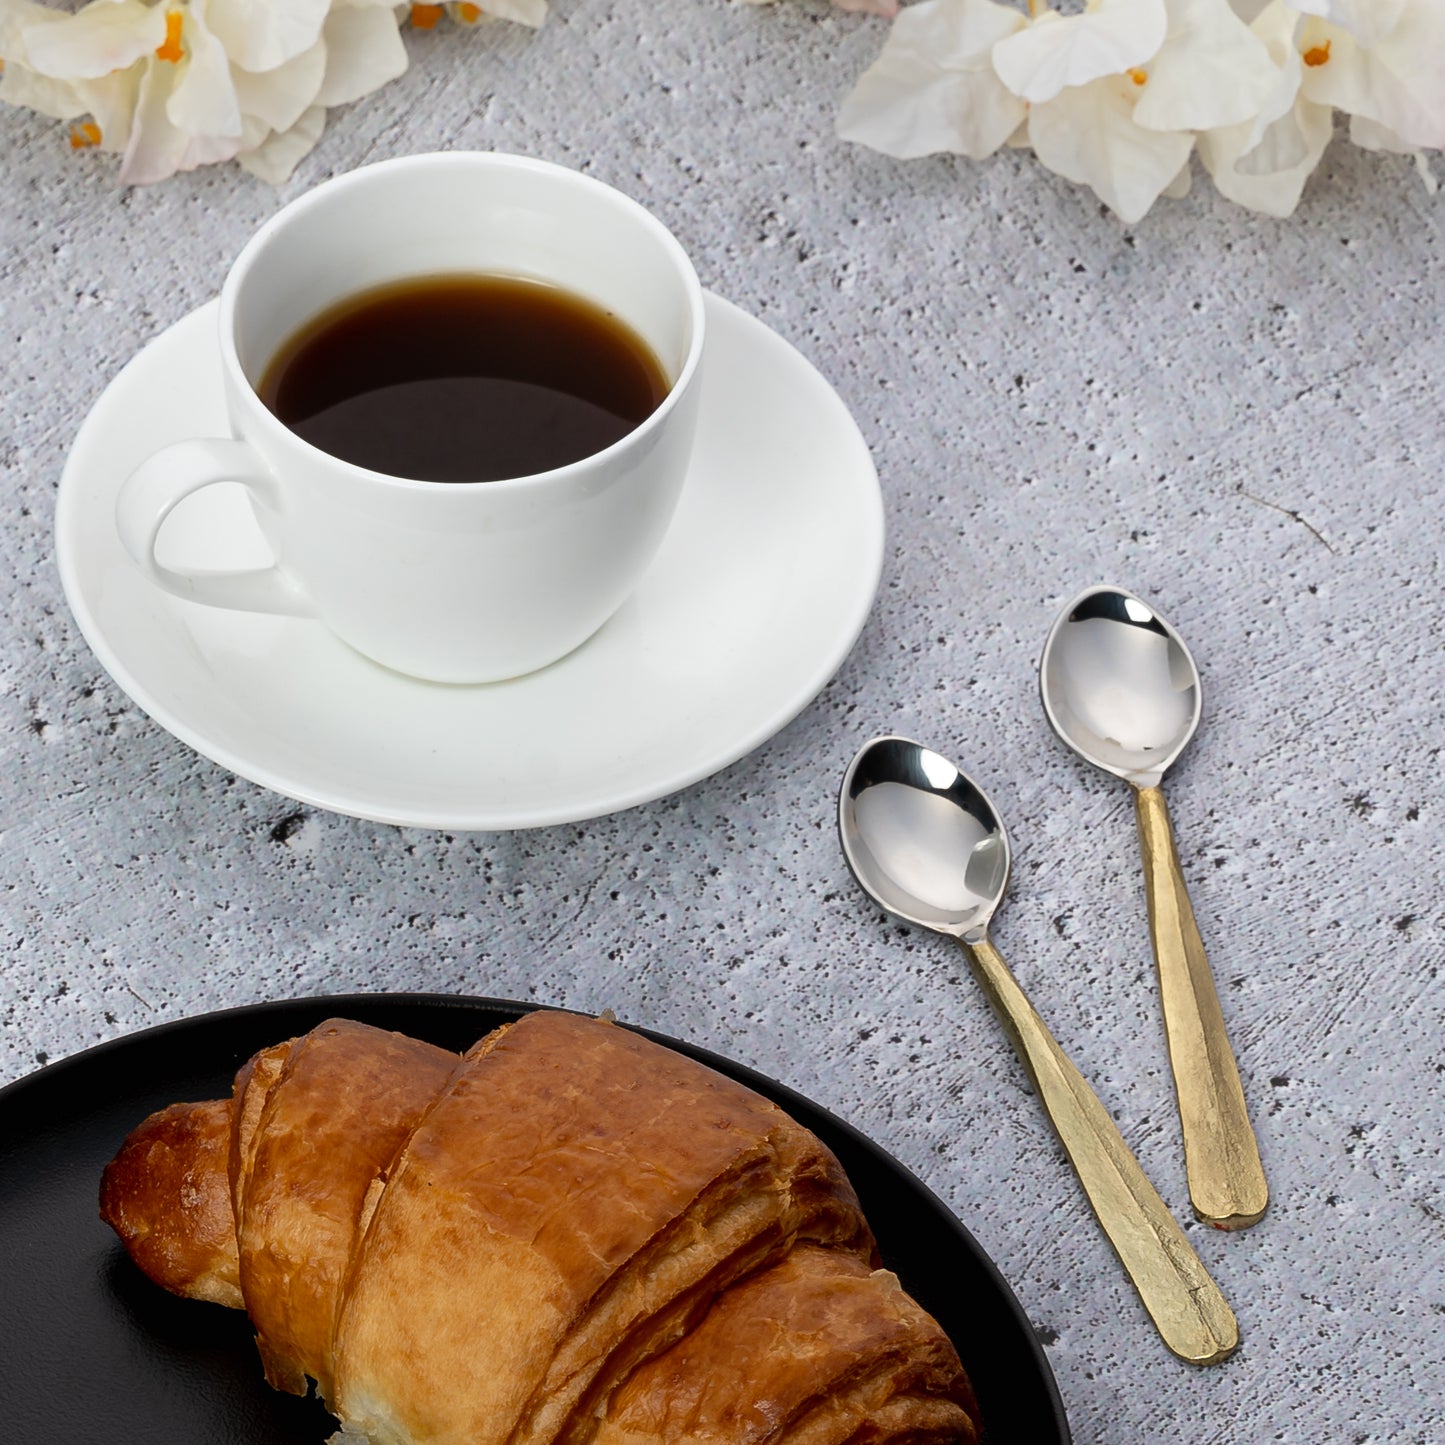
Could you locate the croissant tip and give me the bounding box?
[99,1098,243,1309]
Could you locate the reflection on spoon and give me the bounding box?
[839,737,1238,1365]
[1040,585,1267,1231]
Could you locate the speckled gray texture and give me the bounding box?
[2,2,1443,1439]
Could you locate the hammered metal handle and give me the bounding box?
[1135,784,1268,1231]
[963,935,1239,1365]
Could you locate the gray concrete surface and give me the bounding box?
[2,1,1442,1440]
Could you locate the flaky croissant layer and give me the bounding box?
[101,1010,980,1445]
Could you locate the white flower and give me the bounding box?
[238,105,325,183]
[997,0,1276,221]
[0,2,86,119]
[1026,73,1195,221]
[1011,0,1280,219]
[1130,0,1278,133]
[407,2,550,31]
[1295,5,1445,150]
[0,0,561,183]
[316,4,408,107]
[991,0,1166,102]
[1197,0,1333,216]
[835,0,1443,220]
[201,0,330,74]
[837,0,1205,217]
[17,1,247,184]
[0,0,412,183]
[835,0,1027,160]
[1287,0,1406,49]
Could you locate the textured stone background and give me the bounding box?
[2,2,1443,1440]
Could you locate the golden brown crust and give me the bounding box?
[332,1010,874,1445]
[98,1098,243,1309]
[235,1019,458,1401]
[100,1010,977,1445]
[229,1038,292,1233]
[593,1247,980,1445]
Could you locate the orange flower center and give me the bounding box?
[457,2,482,20]
[1127,68,1148,86]
[70,120,102,148]
[1302,39,1331,66]
[155,10,184,63]
[410,3,445,27]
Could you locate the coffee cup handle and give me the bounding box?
[116,438,315,617]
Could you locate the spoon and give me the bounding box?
[838,736,1238,1366]
[1039,585,1267,1231]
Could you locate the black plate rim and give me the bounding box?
[0,991,1070,1445]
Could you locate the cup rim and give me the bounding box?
[218,150,707,493]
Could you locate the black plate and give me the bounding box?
[0,995,1069,1444]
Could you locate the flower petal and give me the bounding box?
[0,60,87,121]
[1235,107,1308,173]
[238,103,325,184]
[836,0,1028,160]
[1027,73,1193,221]
[1163,156,1193,196]
[233,37,326,132]
[203,0,331,73]
[0,4,89,122]
[119,60,192,184]
[1288,0,1406,49]
[1227,0,1305,168]
[471,0,549,26]
[73,66,143,152]
[1348,112,1411,154]
[314,3,407,107]
[166,13,241,139]
[0,0,65,58]
[1299,13,1445,149]
[21,0,166,81]
[992,0,1167,104]
[1132,0,1280,132]
[1198,93,1331,215]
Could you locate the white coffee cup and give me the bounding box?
[115,152,706,684]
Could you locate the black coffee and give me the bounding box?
[258,274,670,482]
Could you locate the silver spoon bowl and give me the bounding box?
[1040,586,1267,1231]
[840,736,1238,1366]
[839,737,1008,940]
[1039,586,1199,787]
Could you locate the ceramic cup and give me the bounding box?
[115,152,706,684]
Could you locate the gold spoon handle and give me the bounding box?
[1134,785,1268,1231]
[962,936,1239,1365]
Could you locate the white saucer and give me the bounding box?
[56,293,884,830]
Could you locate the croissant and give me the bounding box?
[101,1009,980,1445]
